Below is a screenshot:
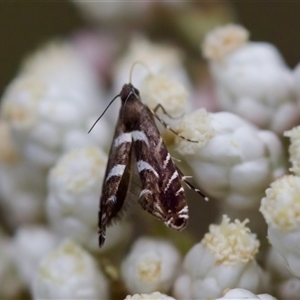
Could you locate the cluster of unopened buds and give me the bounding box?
[1,2,300,299]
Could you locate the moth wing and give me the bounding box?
[99,119,132,247]
[132,106,188,231]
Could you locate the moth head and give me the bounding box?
[120,84,140,103]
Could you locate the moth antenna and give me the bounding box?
[171,156,181,162]
[88,94,120,133]
[129,61,152,83]
[183,178,208,200]
[154,103,184,120]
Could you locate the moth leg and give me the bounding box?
[151,108,198,143]
[176,167,209,201]
[153,103,183,120]
[183,178,209,201]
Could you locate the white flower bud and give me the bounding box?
[139,74,189,141]
[121,237,181,294]
[266,246,293,281]
[46,146,132,252]
[174,110,286,209]
[0,159,47,228]
[216,288,277,300]
[32,239,109,299]
[261,175,300,230]
[293,61,300,98]
[124,291,176,300]
[284,126,300,176]
[140,74,188,117]
[1,41,111,168]
[21,40,103,91]
[0,119,18,162]
[0,120,47,228]
[0,231,23,299]
[203,24,299,134]
[47,146,106,249]
[0,163,47,228]
[266,247,298,297]
[278,277,300,299]
[174,108,214,155]
[113,36,191,94]
[11,225,60,287]
[260,175,300,278]
[202,24,250,61]
[173,216,269,299]
[202,216,259,264]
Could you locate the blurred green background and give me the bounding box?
[1,1,300,94]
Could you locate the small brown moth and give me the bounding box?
[90,82,207,247]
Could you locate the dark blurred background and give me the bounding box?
[1,1,300,94]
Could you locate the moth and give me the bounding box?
[90,83,207,247]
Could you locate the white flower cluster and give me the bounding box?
[11,225,60,287]
[265,247,300,299]
[140,74,188,117]
[112,36,191,95]
[284,126,300,175]
[32,239,109,299]
[216,288,277,300]
[202,24,249,61]
[203,24,300,134]
[174,109,286,210]
[173,216,268,299]
[260,175,300,277]
[259,116,300,297]
[121,237,181,294]
[1,41,111,168]
[0,119,47,229]
[0,230,23,299]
